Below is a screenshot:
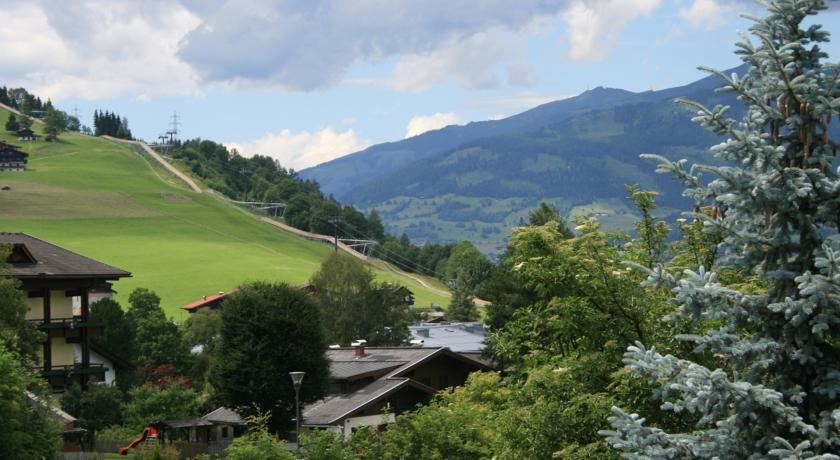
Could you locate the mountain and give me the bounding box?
[0,106,450,316]
[300,68,745,254]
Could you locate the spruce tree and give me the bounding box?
[603,1,840,457]
[5,113,19,132]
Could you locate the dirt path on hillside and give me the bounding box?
[101,136,203,193]
[0,102,45,124]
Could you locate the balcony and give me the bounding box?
[28,317,104,338]
[36,364,109,391]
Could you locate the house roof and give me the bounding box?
[302,377,435,426]
[409,322,486,352]
[182,291,233,312]
[304,347,492,426]
[163,407,245,429]
[0,233,131,280]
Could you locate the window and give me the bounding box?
[221,426,229,438]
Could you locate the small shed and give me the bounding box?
[163,407,247,455]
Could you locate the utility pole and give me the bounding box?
[328,217,340,253]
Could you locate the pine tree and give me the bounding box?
[602,1,840,457]
[5,113,19,132]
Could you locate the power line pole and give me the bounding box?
[328,217,340,253]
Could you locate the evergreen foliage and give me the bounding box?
[603,1,840,457]
[43,106,67,141]
[209,282,330,432]
[93,110,133,139]
[5,113,19,132]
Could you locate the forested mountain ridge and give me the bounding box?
[300,68,746,253]
[300,66,735,200]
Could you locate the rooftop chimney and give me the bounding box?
[351,340,366,357]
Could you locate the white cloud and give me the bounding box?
[388,26,537,92]
[178,0,566,91]
[563,0,661,61]
[404,113,460,138]
[680,0,725,29]
[226,127,370,170]
[0,1,201,101]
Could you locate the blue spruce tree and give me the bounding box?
[602,1,840,458]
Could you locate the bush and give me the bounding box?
[133,443,180,460]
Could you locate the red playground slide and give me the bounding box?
[118,426,158,455]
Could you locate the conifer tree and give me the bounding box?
[4,113,19,132]
[603,1,840,457]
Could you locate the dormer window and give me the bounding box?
[6,243,37,264]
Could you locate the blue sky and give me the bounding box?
[2,0,837,170]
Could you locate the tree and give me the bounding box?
[444,241,493,293]
[527,202,574,238]
[124,382,201,431]
[134,309,191,372]
[90,298,136,362]
[125,288,191,373]
[43,107,66,141]
[210,282,330,432]
[5,113,19,132]
[60,383,124,443]
[310,253,411,346]
[225,412,294,460]
[18,113,33,129]
[0,246,43,364]
[603,2,840,456]
[447,277,478,322]
[0,343,62,458]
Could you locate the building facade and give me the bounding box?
[0,141,28,171]
[2,233,131,392]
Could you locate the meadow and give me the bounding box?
[0,108,449,319]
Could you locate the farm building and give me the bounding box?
[302,344,491,440]
[1,232,133,392]
[17,127,36,141]
[0,141,27,171]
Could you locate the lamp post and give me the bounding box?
[289,371,305,450]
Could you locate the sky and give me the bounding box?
[1,0,838,170]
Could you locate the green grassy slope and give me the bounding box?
[0,108,449,319]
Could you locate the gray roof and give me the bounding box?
[409,322,486,352]
[203,407,245,425]
[164,407,245,428]
[329,361,403,380]
[0,233,130,280]
[304,347,492,426]
[302,378,434,426]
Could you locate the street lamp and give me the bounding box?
[289,371,305,449]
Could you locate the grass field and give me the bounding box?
[0,108,449,319]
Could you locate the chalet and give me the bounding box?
[1,233,132,392]
[302,344,491,440]
[17,127,36,141]
[0,141,28,171]
[119,407,247,457]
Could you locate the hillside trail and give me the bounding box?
[0,102,45,124]
[259,217,451,297]
[100,136,203,193]
[100,136,452,300]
